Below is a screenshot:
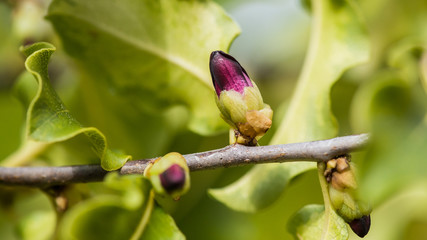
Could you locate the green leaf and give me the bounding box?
[354,183,427,240]
[353,74,427,204]
[209,162,313,212]
[46,0,240,135]
[209,0,369,212]
[59,174,184,240]
[422,52,427,93]
[288,165,349,240]
[12,71,38,110]
[287,204,348,240]
[350,42,427,204]
[387,37,425,85]
[18,211,56,240]
[104,172,147,209]
[3,42,131,170]
[60,196,143,240]
[141,206,185,240]
[271,0,369,144]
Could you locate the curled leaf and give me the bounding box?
[14,42,131,170]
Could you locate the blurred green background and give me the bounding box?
[1,0,427,239]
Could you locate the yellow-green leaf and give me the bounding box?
[3,42,131,170]
[287,204,348,240]
[209,0,369,212]
[46,0,240,135]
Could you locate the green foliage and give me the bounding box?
[1,0,427,239]
[209,0,369,215]
[46,0,240,136]
[350,35,427,207]
[59,174,183,240]
[141,207,185,240]
[286,163,351,239]
[8,42,131,170]
[288,205,348,240]
[355,183,427,240]
[354,61,427,205]
[18,210,55,240]
[209,161,312,212]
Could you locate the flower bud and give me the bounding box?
[329,187,371,223]
[210,51,273,146]
[144,152,190,200]
[159,164,186,193]
[324,157,372,237]
[349,215,371,238]
[210,51,253,97]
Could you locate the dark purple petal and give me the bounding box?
[349,215,371,238]
[209,50,253,97]
[159,164,186,193]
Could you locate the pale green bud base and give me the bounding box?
[329,187,371,223]
[229,106,273,146]
[216,84,273,146]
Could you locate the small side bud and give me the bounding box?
[159,164,186,193]
[210,51,273,145]
[144,152,190,200]
[349,215,371,238]
[324,156,372,237]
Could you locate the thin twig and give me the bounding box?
[0,134,369,187]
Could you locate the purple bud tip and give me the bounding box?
[209,50,253,97]
[349,215,371,238]
[159,164,186,193]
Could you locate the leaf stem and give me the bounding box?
[130,190,155,240]
[1,140,50,167]
[317,162,332,208]
[317,162,340,239]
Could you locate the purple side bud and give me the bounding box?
[349,215,371,238]
[159,164,186,193]
[209,50,253,97]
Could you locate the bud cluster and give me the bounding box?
[324,156,372,238]
[210,51,273,146]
